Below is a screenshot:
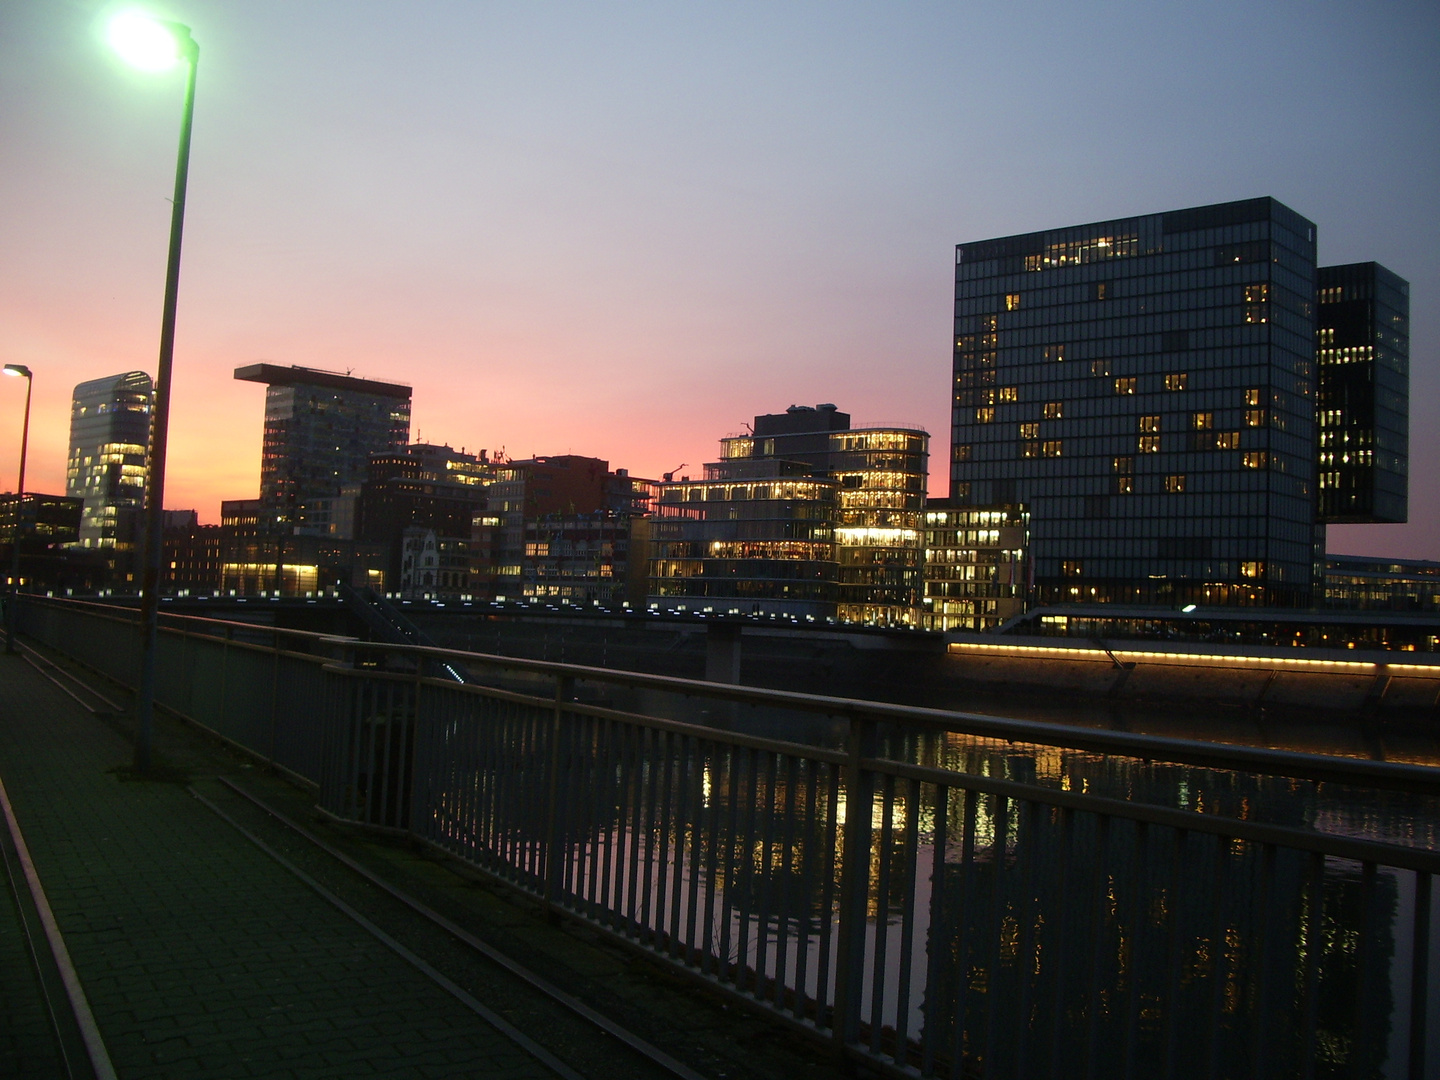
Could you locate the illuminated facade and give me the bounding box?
[1316,263,1409,523]
[650,405,928,623]
[921,501,1028,631]
[234,364,411,533]
[66,371,153,569]
[1324,554,1439,614]
[952,198,1321,608]
[648,460,840,618]
[718,405,929,624]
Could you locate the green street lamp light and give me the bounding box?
[3,364,33,656]
[109,11,199,773]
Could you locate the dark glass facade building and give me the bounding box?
[234,364,411,532]
[66,371,153,564]
[1316,262,1409,523]
[951,197,1320,608]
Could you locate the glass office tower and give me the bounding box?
[234,364,411,532]
[66,371,153,562]
[1316,262,1409,523]
[951,197,1319,607]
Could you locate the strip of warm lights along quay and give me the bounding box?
[946,641,1440,673]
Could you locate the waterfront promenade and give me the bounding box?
[0,649,828,1080]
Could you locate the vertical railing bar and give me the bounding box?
[1352,862,1377,1071]
[1249,842,1276,1080]
[1202,834,1230,1079]
[772,754,800,1012]
[687,738,712,969]
[612,718,634,929]
[892,775,922,1067]
[1122,820,1149,1080]
[718,746,746,989]
[700,742,724,976]
[1045,805,1075,1080]
[1082,813,1112,1080]
[542,676,571,904]
[1160,827,1187,1080]
[670,734,694,960]
[1013,799,1039,1080]
[919,782,949,1079]
[753,751,781,1002]
[833,717,876,1050]
[647,728,672,942]
[946,787,979,1077]
[980,789,1010,1074]
[870,772,897,1054]
[631,722,654,936]
[733,748,760,994]
[1299,850,1324,1080]
[1409,870,1432,1080]
[596,714,618,924]
[813,763,841,1029]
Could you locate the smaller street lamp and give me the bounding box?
[3,364,33,654]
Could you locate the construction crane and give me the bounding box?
[662,463,687,483]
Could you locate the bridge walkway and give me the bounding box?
[0,651,832,1080]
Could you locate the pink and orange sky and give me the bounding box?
[2,1,1436,558]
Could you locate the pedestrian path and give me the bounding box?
[0,652,555,1079]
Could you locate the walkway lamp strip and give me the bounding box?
[0,775,117,1080]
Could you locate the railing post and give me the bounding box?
[543,674,574,907]
[832,714,875,1048]
[268,632,281,765]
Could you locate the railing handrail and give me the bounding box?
[28,593,351,646]
[322,637,1440,797]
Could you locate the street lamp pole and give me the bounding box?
[115,16,200,773]
[3,364,33,655]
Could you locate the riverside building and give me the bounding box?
[1316,262,1409,523]
[951,197,1324,608]
[66,371,153,581]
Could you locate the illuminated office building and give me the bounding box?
[921,501,1028,631]
[66,371,153,574]
[951,198,1322,608]
[651,405,928,623]
[234,364,411,533]
[1316,263,1409,523]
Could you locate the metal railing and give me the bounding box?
[18,595,1440,1079]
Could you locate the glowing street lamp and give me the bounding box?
[109,11,199,772]
[3,364,33,655]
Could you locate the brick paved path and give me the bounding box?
[0,653,556,1079]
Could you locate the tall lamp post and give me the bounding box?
[3,364,33,655]
[108,12,200,772]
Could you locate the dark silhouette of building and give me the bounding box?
[951,198,1324,608]
[234,364,411,534]
[1316,262,1409,523]
[0,493,98,592]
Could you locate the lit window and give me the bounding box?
[1138,435,1160,454]
[979,388,995,405]
[1165,373,1187,391]
[1191,412,1213,430]
[1045,345,1066,362]
[999,386,1018,402]
[976,408,995,424]
[1243,451,1268,469]
[1005,293,1021,310]
[1139,415,1161,433]
[1165,474,1185,493]
[1115,377,1136,394]
[1022,441,1040,458]
[1043,402,1063,419]
[1094,281,1108,300]
[1244,284,1269,303]
[1114,476,1133,494]
[1019,423,1039,440]
[1245,410,1267,428]
[1062,560,1083,577]
[1113,456,1133,473]
[1245,388,1262,406]
[1091,360,1111,377]
[1042,440,1063,457]
[1215,431,1240,449]
[953,444,971,462]
[1244,283,1269,324]
[1240,560,1264,579]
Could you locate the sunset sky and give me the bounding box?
[1,1,1436,557]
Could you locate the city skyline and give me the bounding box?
[2,2,1436,558]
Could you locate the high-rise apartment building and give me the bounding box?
[1316,262,1409,523]
[951,198,1321,608]
[234,364,411,532]
[66,371,153,572]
